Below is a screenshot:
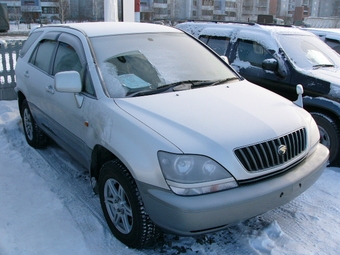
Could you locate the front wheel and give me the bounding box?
[311,112,340,166]
[98,160,161,248]
[21,100,48,148]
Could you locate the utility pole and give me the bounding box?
[104,0,138,22]
[104,0,118,21]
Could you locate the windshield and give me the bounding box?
[90,32,236,97]
[277,33,340,69]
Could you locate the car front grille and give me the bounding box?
[234,128,307,172]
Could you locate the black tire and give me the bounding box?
[21,100,48,148]
[98,160,161,248]
[311,112,340,166]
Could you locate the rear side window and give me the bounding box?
[29,39,57,73]
[199,35,230,55]
[19,31,43,57]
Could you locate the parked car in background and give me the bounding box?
[15,22,328,248]
[176,21,340,166]
[301,28,340,54]
[0,3,9,32]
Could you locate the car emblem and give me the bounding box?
[278,145,287,156]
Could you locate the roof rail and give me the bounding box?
[186,20,256,26]
[184,20,293,28]
[257,22,293,27]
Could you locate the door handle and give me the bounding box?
[24,71,29,78]
[46,85,55,94]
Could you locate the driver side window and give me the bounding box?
[237,40,272,67]
[53,41,95,96]
[53,42,81,75]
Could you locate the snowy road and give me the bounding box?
[0,100,340,255]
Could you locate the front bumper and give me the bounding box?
[137,143,329,235]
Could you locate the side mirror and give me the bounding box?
[262,58,278,72]
[55,71,82,93]
[55,71,83,108]
[294,84,304,108]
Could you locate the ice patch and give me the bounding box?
[249,221,283,254]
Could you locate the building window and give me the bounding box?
[203,0,213,6]
[154,8,168,15]
[202,10,213,15]
[226,1,237,8]
[154,0,167,3]
[225,11,236,17]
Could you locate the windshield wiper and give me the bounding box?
[209,77,240,86]
[127,80,197,97]
[313,64,335,69]
[127,81,190,97]
[184,77,239,88]
[127,78,239,97]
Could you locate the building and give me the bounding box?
[2,0,336,25]
[3,0,104,23]
[141,0,260,23]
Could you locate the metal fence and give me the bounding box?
[0,39,25,100]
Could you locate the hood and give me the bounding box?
[114,81,309,160]
[307,67,340,84]
[300,67,340,100]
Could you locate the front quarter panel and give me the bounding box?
[82,97,179,190]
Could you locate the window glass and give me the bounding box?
[90,32,237,98]
[20,31,43,57]
[199,35,209,44]
[237,40,272,67]
[53,42,81,74]
[278,34,340,69]
[29,40,57,73]
[53,42,95,95]
[206,36,229,55]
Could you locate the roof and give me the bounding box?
[177,22,316,38]
[39,22,179,37]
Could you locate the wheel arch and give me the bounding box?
[90,145,124,193]
[17,91,26,117]
[303,97,340,125]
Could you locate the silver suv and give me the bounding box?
[15,22,328,248]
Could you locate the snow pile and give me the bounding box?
[0,100,339,255]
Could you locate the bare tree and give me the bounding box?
[58,0,70,24]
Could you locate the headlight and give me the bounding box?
[158,151,238,196]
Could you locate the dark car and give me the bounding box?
[301,28,340,54]
[177,21,340,166]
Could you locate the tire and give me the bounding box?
[21,100,48,148]
[98,160,161,248]
[311,112,340,166]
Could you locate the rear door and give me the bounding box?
[24,32,60,128]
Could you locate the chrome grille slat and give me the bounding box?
[234,128,307,172]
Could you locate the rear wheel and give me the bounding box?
[98,160,161,248]
[311,112,340,166]
[21,100,48,148]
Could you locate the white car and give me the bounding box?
[15,22,329,248]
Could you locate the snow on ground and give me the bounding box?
[0,99,340,255]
